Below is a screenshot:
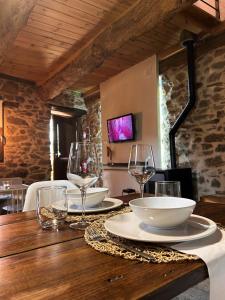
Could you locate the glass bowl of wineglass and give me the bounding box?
[67,142,100,230]
[128,144,155,198]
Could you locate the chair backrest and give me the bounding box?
[0,177,23,186]
[23,180,76,212]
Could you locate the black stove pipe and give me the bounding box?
[169,32,197,169]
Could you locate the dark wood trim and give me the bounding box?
[0,72,36,86]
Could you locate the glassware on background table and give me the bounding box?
[155,181,181,197]
[37,186,68,230]
[67,142,100,230]
[128,144,156,198]
[2,181,11,189]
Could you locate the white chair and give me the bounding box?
[23,180,76,212]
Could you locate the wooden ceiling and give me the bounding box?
[0,0,136,83]
[0,0,225,98]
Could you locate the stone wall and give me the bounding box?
[81,96,102,185]
[82,97,101,144]
[160,44,225,198]
[0,77,51,184]
[50,90,87,111]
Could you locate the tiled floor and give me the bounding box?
[173,279,209,300]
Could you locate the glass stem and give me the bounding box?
[80,187,86,224]
[140,184,144,198]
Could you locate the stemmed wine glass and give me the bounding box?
[128,144,156,198]
[67,142,100,230]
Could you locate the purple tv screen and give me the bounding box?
[107,114,135,143]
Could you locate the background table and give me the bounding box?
[0,194,222,299]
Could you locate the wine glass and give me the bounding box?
[67,142,100,230]
[128,144,156,198]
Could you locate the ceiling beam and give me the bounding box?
[158,43,184,61]
[169,11,210,34]
[40,0,197,100]
[0,0,37,65]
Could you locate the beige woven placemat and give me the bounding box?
[66,205,131,222]
[42,205,199,263]
[84,214,199,264]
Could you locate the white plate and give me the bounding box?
[104,213,217,243]
[68,198,123,213]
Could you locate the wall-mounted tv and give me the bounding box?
[107,113,135,143]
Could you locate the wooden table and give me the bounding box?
[0,194,223,300]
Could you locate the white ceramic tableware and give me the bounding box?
[67,187,109,208]
[104,213,217,243]
[129,197,196,228]
[68,198,123,213]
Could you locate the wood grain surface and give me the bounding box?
[40,0,196,99]
[0,196,224,299]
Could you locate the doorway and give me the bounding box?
[50,107,86,179]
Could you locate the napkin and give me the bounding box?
[171,228,225,300]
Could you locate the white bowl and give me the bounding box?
[67,187,109,208]
[129,197,196,229]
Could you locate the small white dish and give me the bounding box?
[67,187,109,207]
[104,212,217,243]
[129,197,196,228]
[68,198,123,213]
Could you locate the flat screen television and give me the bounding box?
[107,113,135,143]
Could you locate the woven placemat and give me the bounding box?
[42,205,200,263]
[84,217,199,264]
[66,206,130,222]
[41,204,130,223]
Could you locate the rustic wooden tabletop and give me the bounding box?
[0,194,223,300]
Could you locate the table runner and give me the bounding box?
[80,206,225,300]
[172,227,225,300]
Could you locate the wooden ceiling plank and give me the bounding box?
[40,0,196,99]
[30,11,92,34]
[0,0,38,65]
[5,50,55,64]
[38,0,102,26]
[14,39,65,56]
[25,25,77,45]
[8,45,59,60]
[82,0,132,15]
[53,0,110,23]
[17,31,72,50]
[34,4,102,31]
[1,64,46,74]
[27,18,83,41]
[55,0,117,19]
[0,69,43,82]
[6,57,53,67]
[35,2,94,33]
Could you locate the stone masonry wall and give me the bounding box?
[0,77,51,184]
[81,96,102,185]
[161,44,225,199]
[51,90,87,111]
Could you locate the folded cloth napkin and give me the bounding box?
[171,228,225,300]
[23,180,77,212]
